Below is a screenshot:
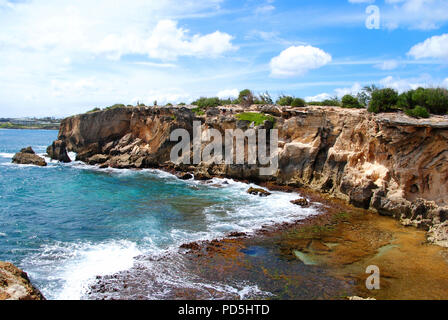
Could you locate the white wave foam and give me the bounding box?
[0,152,14,158]
[24,240,142,300]
[0,232,6,237]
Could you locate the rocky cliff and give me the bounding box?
[49,105,448,246]
[0,262,45,300]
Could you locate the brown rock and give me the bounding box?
[12,147,46,166]
[87,154,109,165]
[0,261,45,300]
[290,198,310,207]
[247,187,272,197]
[46,140,71,163]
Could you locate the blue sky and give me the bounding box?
[0,0,447,117]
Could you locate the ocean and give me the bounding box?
[0,129,318,300]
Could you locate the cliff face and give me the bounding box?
[0,262,45,300]
[50,105,448,246]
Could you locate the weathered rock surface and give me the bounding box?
[49,105,448,246]
[0,261,45,300]
[291,198,310,207]
[12,147,47,166]
[247,187,272,197]
[46,139,71,163]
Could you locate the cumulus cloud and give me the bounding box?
[305,93,333,102]
[270,45,332,77]
[408,34,448,60]
[95,20,236,61]
[0,0,233,61]
[217,89,239,99]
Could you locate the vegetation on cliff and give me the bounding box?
[235,112,275,126]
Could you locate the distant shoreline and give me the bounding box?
[0,126,59,130]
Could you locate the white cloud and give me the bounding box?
[378,75,433,92]
[374,60,399,70]
[270,45,332,77]
[305,83,362,102]
[408,34,448,60]
[334,82,363,98]
[443,78,448,88]
[132,90,192,105]
[382,0,448,30]
[51,78,98,97]
[0,0,233,61]
[95,20,236,61]
[347,0,448,30]
[217,89,239,99]
[305,93,333,102]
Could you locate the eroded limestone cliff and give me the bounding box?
[50,105,448,246]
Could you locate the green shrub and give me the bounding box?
[367,88,398,113]
[291,98,306,108]
[105,103,126,110]
[396,88,448,115]
[192,107,205,116]
[397,92,413,110]
[308,99,341,106]
[192,97,221,109]
[341,95,362,108]
[87,107,101,113]
[424,88,448,115]
[238,89,255,107]
[276,95,294,106]
[405,106,430,118]
[235,112,275,126]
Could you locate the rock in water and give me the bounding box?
[290,198,310,207]
[0,261,45,300]
[46,140,71,163]
[247,187,272,197]
[12,147,47,166]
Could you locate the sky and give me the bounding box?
[0,0,447,117]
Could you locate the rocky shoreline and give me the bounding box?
[46,104,448,247]
[86,185,448,300]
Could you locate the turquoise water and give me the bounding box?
[0,129,317,299]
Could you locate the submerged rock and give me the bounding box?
[247,187,272,197]
[12,147,46,166]
[0,261,45,300]
[46,140,71,163]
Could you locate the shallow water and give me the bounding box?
[0,129,319,300]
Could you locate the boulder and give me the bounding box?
[12,147,46,166]
[46,140,71,163]
[290,198,310,207]
[247,187,272,197]
[0,261,45,300]
[87,154,109,165]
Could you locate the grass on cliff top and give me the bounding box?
[235,112,276,126]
